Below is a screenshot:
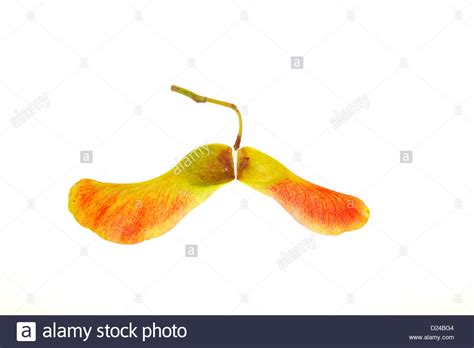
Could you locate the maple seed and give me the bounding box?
[69,144,234,244]
[236,146,370,235]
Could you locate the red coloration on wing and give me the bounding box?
[270,178,369,235]
[69,179,193,244]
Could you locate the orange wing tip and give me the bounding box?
[68,179,192,244]
[317,200,370,236]
[270,178,370,236]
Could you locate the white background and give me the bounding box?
[0,0,473,314]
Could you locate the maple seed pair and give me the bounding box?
[68,86,370,244]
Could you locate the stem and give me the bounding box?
[171,85,243,150]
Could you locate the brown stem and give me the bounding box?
[171,85,243,150]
